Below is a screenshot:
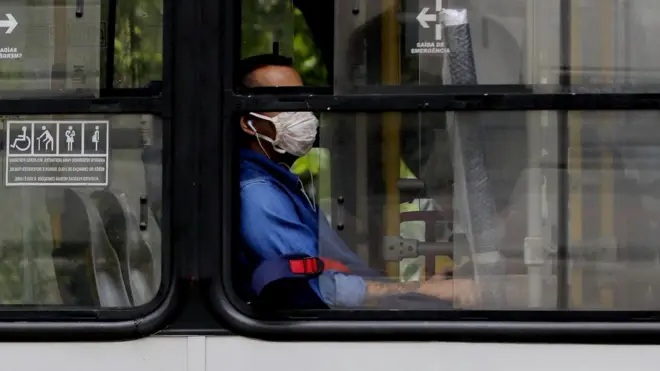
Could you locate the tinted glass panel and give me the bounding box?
[333,0,660,93]
[0,114,162,307]
[111,0,163,88]
[236,109,660,311]
[240,0,328,85]
[0,0,163,97]
[1,0,104,97]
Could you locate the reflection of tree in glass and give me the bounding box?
[1,0,326,88]
[242,0,327,85]
[112,0,163,88]
[113,0,330,86]
[0,222,61,305]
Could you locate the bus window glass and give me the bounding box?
[1,0,103,97]
[333,0,660,93]
[111,0,163,88]
[0,0,163,97]
[0,114,162,307]
[241,0,328,86]
[237,108,660,311]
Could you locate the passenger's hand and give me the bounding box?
[418,275,480,307]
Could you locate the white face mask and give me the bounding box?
[247,111,318,157]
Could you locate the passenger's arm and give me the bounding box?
[364,276,478,307]
[241,180,367,307]
[364,281,420,297]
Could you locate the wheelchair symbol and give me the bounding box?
[10,126,31,152]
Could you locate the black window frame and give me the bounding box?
[209,0,660,343]
[0,0,193,341]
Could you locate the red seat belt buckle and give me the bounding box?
[289,257,324,275]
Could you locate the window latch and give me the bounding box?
[75,0,84,18]
[139,196,148,231]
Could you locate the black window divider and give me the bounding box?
[0,96,162,115]
[229,92,660,112]
[236,83,660,96]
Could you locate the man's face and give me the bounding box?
[240,65,304,143]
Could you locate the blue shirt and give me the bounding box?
[238,148,375,307]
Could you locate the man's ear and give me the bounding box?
[240,116,255,135]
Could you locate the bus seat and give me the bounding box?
[56,189,130,307]
[91,190,160,306]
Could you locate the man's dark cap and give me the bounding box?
[236,54,294,89]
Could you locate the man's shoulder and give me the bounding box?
[240,174,298,219]
[239,175,269,190]
[239,164,271,188]
[240,176,284,202]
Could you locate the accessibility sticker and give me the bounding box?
[5,120,109,186]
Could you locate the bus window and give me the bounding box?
[1,0,105,97]
[241,0,328,85]
[230,0,660,319]
[111,0,163,88]
[237,107,660,311]
[0,0,163,97]
[332,0,660,93]
[0,0,164,308]
[0,114,162,307]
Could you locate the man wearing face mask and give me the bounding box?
[237,54,479,310]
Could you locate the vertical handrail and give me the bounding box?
[599,0,616,308]
[525,0,545,308]
[381,0,402,279]
[563,0,582,309]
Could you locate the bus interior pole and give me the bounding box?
[382,0,402,279]
[598,0,616,309]
[353,0,369,263]
[524,0,546,308]
[557,0,575,310]
[443,9,505,308]
[618,0,631,308]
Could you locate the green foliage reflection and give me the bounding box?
[241,0,327,85]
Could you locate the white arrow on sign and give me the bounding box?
[0,14,17,34]
[416,8,437,28]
